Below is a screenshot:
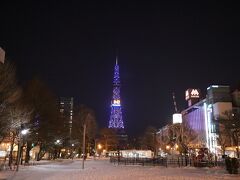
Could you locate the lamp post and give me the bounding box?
[54,139,62,159]
[94,139,97,160]
[94,139,100,160]
[82,124,86,169]
[153,132,157,157]
[97,144,102,157]
[16,128,29,171]
[166,145,170,155]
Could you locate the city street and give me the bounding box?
[0,158,239,180]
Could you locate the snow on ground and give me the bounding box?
[0,158,239,180]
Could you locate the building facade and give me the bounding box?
[59,97,74,139]
[182,85,234,155]
[157,85,239,157]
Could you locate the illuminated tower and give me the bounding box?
[108,58,124,129]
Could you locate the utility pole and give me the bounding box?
[82,124,86,169]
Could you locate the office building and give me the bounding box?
[59,97,74,139]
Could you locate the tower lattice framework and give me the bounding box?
[108,58,124,129]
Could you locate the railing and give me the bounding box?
[110,157,167,167]
[110,156,226,168]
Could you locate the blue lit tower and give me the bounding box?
[108,58,124,129]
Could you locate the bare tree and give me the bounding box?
[173,123,197,154]
[99,128,118,151]
[217,110,240,158]
[157,123,197,155]
[217,122,231,156]
[72,105,97,156]
[23,78,59,161]
[0,61,20,109]
[0,61,21,143]
[5,103,32,167]
[157,125,174,153]
[140,126,157,153]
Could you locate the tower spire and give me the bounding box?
[116,56,118,65]
[116,48,118,65]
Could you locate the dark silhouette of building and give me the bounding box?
[59,97,74,140]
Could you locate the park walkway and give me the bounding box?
[0,158,239,180]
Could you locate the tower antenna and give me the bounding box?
[172,92,178,113]
[116,48,118,64]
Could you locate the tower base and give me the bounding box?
[110,128,128,150]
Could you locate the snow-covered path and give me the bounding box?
[0,159,239,180]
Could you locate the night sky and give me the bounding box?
[1,1,240,137]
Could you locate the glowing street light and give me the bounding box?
[98,144,102,149]
[166,145,170,150]
[21,129,29,135]
[17,128,29,171]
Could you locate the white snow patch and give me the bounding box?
[0,159,239,180]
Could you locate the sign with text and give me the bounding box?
[185,89,200,100]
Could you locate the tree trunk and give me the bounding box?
[77,147,81,158]
[237,135,239,158]
[25,141,32,163]
[233,132,239,158]
[236,146,239,158]
[105,138,108,151]
[53,149,57,159]
[8,133,15,168]
[37,144,42,161]
[39,152,46,160]
[20,146,23,165]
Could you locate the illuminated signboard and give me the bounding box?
[112,99,121,106]
[173,113,182,124]
[185,90,189,101]
[185,89,200,100]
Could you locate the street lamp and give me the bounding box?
[16,128,29,171]
[97,144,102,157]
[98,144,102,150]
[55,139,60,144]
[82,123,86,169]
[82,113,91,169]
[21,129,29,135]
[175,144,179,150]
